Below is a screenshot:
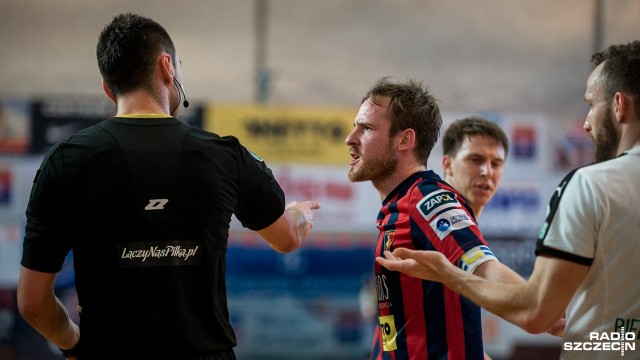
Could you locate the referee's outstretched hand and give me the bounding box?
[285,200,321,238]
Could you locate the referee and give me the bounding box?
[17,13,319,359]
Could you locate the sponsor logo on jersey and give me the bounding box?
[245,147,264,162]
[429,208,475,240]
[117,241,202,267]
[376,274,390,301]
[555,180,568,198]
[436,218,450,232]
[538,221,549,240]
[383,230,395,251]
[379,315,398,351]
[145,199,168,210]
[416,190,460,221]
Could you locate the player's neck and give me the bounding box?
[472,206,482,219]
[373,164,426,201]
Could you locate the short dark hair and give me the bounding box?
[361,77,442,165]
[442,116,509,159]
[591,41,640,118]
[96,13,176,97]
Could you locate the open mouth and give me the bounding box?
[349,150,360,165]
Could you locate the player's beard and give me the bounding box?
[593,107,620,163]
[348,142,397,183]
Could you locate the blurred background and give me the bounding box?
[1,0,638,359]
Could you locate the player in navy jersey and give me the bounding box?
[368,116,517,359]
[441,116,509,219]
[346,78,522,359]
[17,13,320,359]
[376,42,640,360]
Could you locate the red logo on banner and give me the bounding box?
[0,169,11,205]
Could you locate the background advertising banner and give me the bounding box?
[226,233,374,359]
[0,157,41,287]
[480,176,561,238]
[228,164,381,234]
[430,112,554,173]
[30,96,204,154]
[29,96,116,154]
[227,163,556,238]
[205,104,357,165]
[0,99,30,154]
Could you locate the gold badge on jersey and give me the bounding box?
[383,231,395,251]
[379,315,398,351]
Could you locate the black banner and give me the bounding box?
[29,96,203,154]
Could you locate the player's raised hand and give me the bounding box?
[376,248,451,283]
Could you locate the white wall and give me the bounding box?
[1,0,639,120]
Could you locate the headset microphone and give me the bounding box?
[173,77,190,109]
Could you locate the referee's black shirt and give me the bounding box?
[22,116,285,358]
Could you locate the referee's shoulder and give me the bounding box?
[183,126,244,149]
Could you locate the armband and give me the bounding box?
[457,245,497,273]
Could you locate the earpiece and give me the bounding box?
[171,77,190,113]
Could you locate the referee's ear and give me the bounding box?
[102,79,116,103]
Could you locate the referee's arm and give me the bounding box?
[17,266,80,353]
[257,200,320,253]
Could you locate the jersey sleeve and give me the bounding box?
[21,145,72,273]
[233,145,285,231]
[410,182,490,265]
[535,168,595,265]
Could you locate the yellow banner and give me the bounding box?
[205,103,357,165]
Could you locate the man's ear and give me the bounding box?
[102,79,116,103]
[160,53,174,82]
[397,128,416,150]
[613,91,632,124]
[442,155,453,178]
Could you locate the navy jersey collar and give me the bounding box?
[382,170,441,205]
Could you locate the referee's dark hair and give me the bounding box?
[97,13,177,97]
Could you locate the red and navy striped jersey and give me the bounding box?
[374,171,488,360]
